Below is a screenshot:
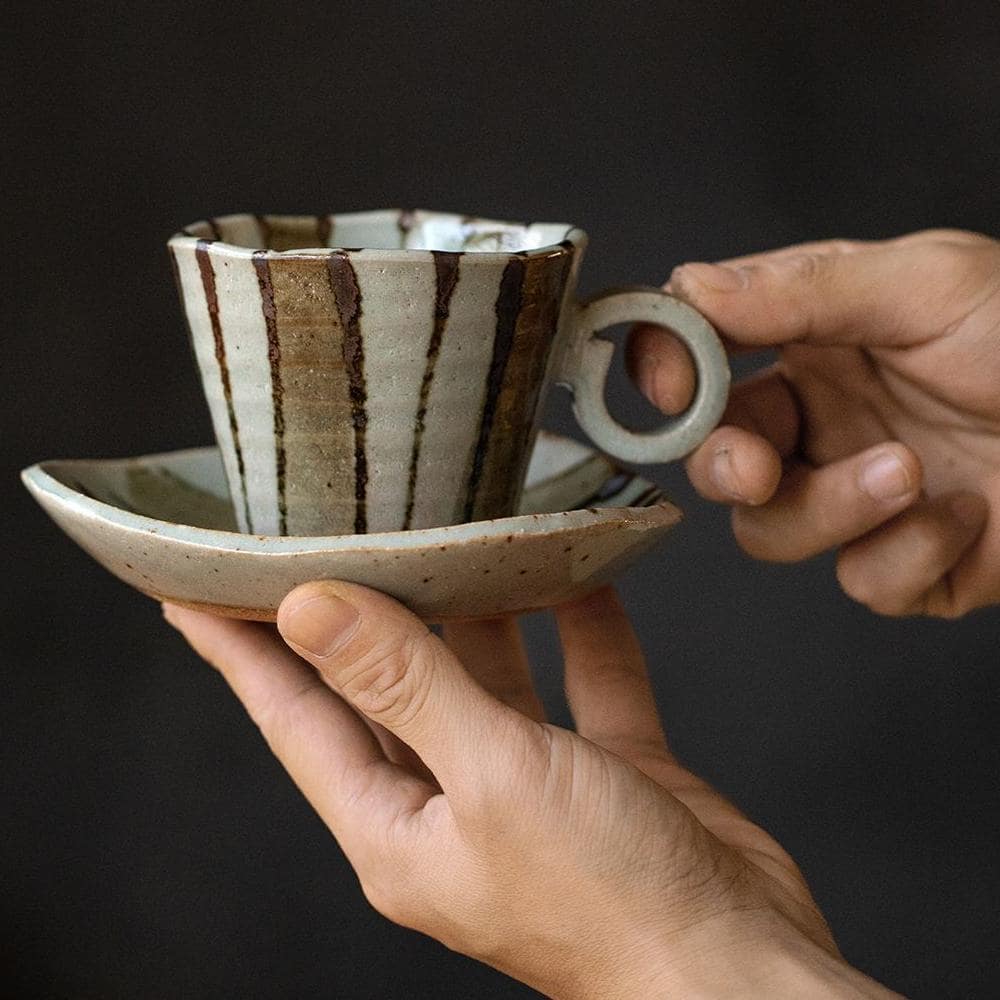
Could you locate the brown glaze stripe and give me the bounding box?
[463,257,526,521]
[316,214,332,247]
[634,485,665,507]
[326,251,368,534]
[579,473,633,507]
[252,251,287,535]
[402,251,462,529]
[397,209,416,246]
[489,247,575,511]
[195,240,252,531]
[255,214,272,249]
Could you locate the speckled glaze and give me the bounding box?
[22,433,681,622]
[169,210,728,536]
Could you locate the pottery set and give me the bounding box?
[22,210,730,621]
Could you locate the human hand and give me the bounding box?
[629,229,1000,617]
[165,585,898,999]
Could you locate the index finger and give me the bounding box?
[555,587,670,763]
[668,237,967,348]
[443,616,546,722]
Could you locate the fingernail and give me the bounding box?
[671,262,749,294]
[860,451,913,502]
[636,353,660,401]
[280,592,360,657]
[710,447,747,502]
[949,493,987,529]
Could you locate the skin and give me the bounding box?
[165,584,899,998]
[628,229,1000,617]
[159,228,1000,994]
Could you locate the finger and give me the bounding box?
[162,604,434,858]
[442,617,546,722]
[723,366,802,458]
[712,237,868,271]
[683,426,783,506]
[555,587,670,762]
[836,492,988,617]
[625,319,779,420]
[731,442,923,562]
[625,322,697,415]
[667,236,990,348]
[276,581,530,794]
[681,367,803,505]
[629,325,800,448]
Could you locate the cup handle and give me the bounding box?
[555,286,730,464]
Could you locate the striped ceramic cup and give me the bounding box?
[169,210,729,536]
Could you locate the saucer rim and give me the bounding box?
[22,444,681,557]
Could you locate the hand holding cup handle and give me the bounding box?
[557,288,730,464]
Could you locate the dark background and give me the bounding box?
[4,3,999,997]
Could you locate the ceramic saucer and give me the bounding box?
[22,432,681,622]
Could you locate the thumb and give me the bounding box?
[276,580,523,790]
[668,233,997,348]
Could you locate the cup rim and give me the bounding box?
[168,208,588,260]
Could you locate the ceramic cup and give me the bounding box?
[169,210,729,536]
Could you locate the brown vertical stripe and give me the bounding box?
[261,215,330,251]
[463,256,526,521]
[472,247,574,519]
[326,251,368,534]
[317,214,332,247]
[194,240,253,532]
[397,209,416,246]
[402,251,462,529]
[252,251,287,535]
[254,214,272,249]
[268,257,354,535]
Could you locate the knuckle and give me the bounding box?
[582,655,641,691]
[836,555,913,617]
[339,629,435,724]
[930,241,1000,296]
[835,551,867,601]
[825,238,861,256]
[835,550,883,610]
[359,877,417,927]
[781,251,825,282]
[933,243,978,284]
[910,516,953,569]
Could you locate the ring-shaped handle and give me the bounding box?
[556,287,730,464]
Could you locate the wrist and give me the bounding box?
[588,912,902,1000]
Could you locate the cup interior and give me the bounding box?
[179,210,576,255]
